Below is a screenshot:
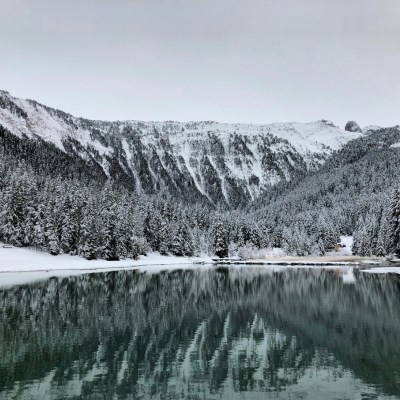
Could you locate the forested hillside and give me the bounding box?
[0,133,265,260]
[0,90,399,259]
[248,127,400,256]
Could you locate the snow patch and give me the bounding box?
[0,244,213,287]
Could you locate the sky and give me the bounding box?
[1,0,399,127]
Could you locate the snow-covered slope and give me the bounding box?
[0,90,361,206]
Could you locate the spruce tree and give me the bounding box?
[79,203,97,260]
[45,219,60,256]
[32,204,46,249]
[0,183,22,245]
[212,221,229,258]
[389,189,400,256]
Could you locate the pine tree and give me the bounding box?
[159,219,171,255]
[375,233,386,257]
[0,183,22,245]
[45,219,60,256]
[352,216,364,256]
[129,235,141,260]
[212,221,229,258]
[32,204,46,249]
[60,211,73,254]
[389,189,400,256]
[79,203,97,260]
[100,204,121,261]
[171,221,194,257]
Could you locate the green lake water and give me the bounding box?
[1,266,400,399]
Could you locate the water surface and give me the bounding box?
[1,266,400,399]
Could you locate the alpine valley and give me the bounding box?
[0,89,399,259]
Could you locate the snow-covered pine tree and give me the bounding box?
[129,235,142,260]
[32,204,46,249]
[79,201,97,260]
[171,220,194,257]
[159,219,171,255]
[212,220,229,258]
[375,233,386,257]
[60,199,74,254]
[249,227,261,248]
[0,179,23,246]
[143,207,162,251]
[45,218,60,256]
[389,189,400,256]
[100,205,121,261]
[352,216,365,256]
[0,193,19,245]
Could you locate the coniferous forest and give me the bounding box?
[0,120,400,260]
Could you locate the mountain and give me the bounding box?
[0,90,361,207]
[1,89,399,258]
[246,125,400,254]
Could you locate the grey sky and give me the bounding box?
[1,0,399,127]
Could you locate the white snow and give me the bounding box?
[0,92,112,155]
[326,236,353,256]
[0,244,213,287]
[340,235,353,248]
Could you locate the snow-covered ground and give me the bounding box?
[0,245,213,287]
[334,235,353,256]
[0,245,212,272]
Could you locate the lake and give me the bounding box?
[1,266,400,399]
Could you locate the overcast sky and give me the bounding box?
[1,0,399,127]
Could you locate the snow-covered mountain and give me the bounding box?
[0,90,361,206]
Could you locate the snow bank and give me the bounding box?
[0,244,213,287]
[0,245,210,272]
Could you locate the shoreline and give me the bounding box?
[0,244,399,288]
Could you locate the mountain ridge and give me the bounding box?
[0,90,362,207]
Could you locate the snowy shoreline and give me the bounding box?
[1,244,399,287]
[0,244,211,272]
[0,245,215,287]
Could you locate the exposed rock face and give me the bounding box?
[0,90,362,207]
[345,121,362,133]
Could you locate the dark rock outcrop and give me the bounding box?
[345,120,362,133]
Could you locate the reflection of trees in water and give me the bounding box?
[0,268,400,399]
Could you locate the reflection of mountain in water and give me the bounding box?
[1,267,400,399]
